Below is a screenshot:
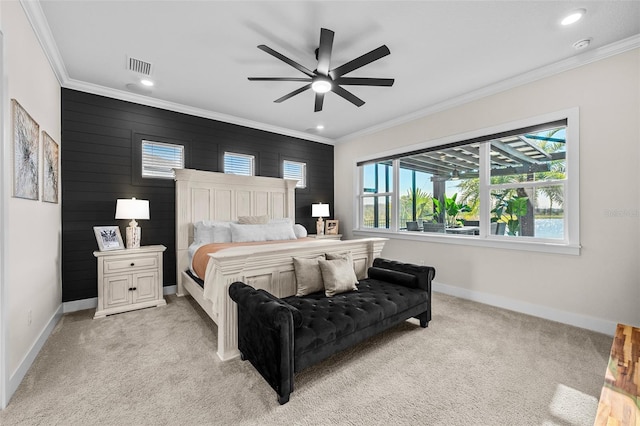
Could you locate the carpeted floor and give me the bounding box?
[0,292,612,425]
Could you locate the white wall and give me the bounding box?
[335,49,640,333]
[1,1,61,406]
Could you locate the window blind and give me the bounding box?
[141,140,184,179]
[283,160,306,188]
[224,152,255,176]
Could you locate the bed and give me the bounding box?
[174,169,387,360]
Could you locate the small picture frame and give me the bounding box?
[325,220,339,235]
[93,226,124,251]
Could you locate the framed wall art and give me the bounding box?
[42,131,59,203]
[325,219,339,235]
[12,99,39,200]
[93,226,124,251]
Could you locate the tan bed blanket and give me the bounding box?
[192,239,312,279]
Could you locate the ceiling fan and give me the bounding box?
[248,28,394,112]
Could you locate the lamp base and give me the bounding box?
[125,226,141,249]
[316,218,325,235]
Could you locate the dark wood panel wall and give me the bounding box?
[62,88,334,302]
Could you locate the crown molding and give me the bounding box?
[19,0,334,145]
[22,0,638,146]
[19,0,67,85]
[337,34,640,143]
[62,78,335,145]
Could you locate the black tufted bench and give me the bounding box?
[229,258,435,404]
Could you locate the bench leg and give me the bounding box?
[278,392,290,405]
[416,312,429,328]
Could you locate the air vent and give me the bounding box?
[127,56,153,76]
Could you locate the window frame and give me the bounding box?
[354,108,580,255]
[132,132,189,187]
[223,151,255,176]
[282,159,307,189]
[141,139,185,180]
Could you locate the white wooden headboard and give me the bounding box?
[174,169,297,284]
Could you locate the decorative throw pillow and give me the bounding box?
[237,215,270,224]
[230,222,297,242]
[194,220,232,244]
[293,224,308,239]
[293,256,325,296]
[319,258,358,297]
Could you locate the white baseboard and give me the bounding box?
[62,286,177,314]
[62,297,97,313]
[8,304,63,403]
[433,281,617,336]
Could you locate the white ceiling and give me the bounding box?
[28,1,640,143]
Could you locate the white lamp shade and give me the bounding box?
[311,203,330,218]
[115,198,150,220]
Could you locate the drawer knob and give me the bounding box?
[130,263,135,267]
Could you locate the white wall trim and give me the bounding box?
[62,297,97,314]
[7,304,62,402]
[0,27,7,410]
[337,34,640,143]
[433,281,617,337]
[20,1,640,146]
[62,285,177,314]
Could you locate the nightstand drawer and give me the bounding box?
[103,254,158,274]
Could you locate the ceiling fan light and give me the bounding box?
[312,80,332,93]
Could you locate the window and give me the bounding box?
[141,140,184,179]
[224,152,254,176]
[356,110,579,254]
[283,160,307,188]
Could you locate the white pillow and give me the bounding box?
[230,222,297,242]
[293,224,308,239]
[194,220,233,244]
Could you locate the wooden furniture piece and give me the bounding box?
[308,233,342,240]
[174,169,386,361]
[594,323,639,425]
[93,245,166,318]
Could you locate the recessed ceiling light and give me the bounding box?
[140,79,154,87]
[316,124,325,130]
[561,9,586,26]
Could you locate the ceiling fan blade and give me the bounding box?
[248,77,311,82]
[331,85,365,107]
[274,84,312,103]
[316,28,334,76]
[257,45,315,77]
[329,45,391,79]
[334,77,395,86]
[314,92,325,112]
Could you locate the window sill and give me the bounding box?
[353,229,581,256]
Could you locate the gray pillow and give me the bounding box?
[230,222,297,242]
[293,256,325,296]
[237,215,269,224]
[319,258,358,297]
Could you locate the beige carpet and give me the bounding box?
[0,292,612,425]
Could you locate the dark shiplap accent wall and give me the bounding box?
[62,88,334,302]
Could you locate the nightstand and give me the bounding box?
[308,234,342,240]
[93,245,167,318]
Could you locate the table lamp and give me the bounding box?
[311,203,330,235]
[115,197,149,249]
